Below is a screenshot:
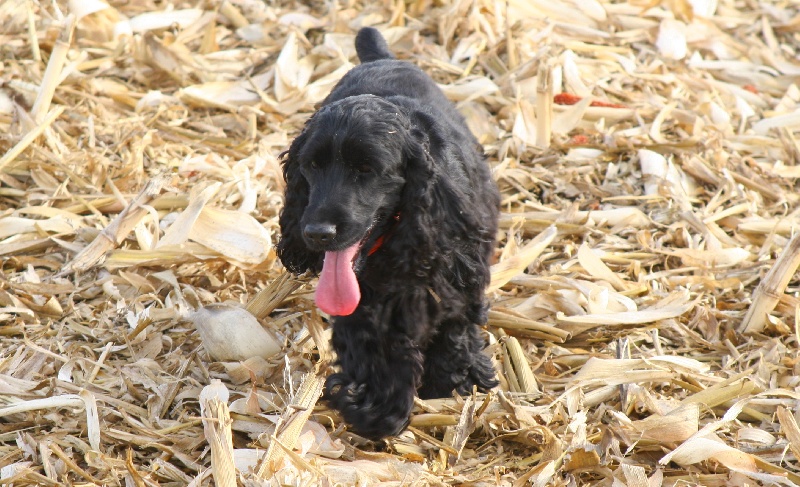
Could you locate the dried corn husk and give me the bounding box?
[489,225,556,292]
[191,304,282,361]
[740,231,800,333]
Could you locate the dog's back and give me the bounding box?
[323,28,474,146]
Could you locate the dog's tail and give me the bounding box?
[355,27,395,63]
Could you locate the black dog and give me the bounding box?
[277,27,499,440]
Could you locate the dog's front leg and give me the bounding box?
[418,319,498,399]
[324,309,423,440]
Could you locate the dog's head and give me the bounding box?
[278,95,436,315]
[293,95,409,253]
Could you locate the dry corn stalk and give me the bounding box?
[0,12,77,177]
[305,309,333,363]
[445,395,476,466]
[256,373,324,478]
[536,60,553,149]
[499,208,651,229]
[488,308,570,342]
[680,381,767,423]
[557,294,694,330]
[31,15,75,123]
[0,106,65,173]
[577,242,633,292]
[246,272,304,319]
[627,403,699,444]
[200,380,236,487]
[410,414,459,428]
[776,406,800,462]
[489,225,556,292]
[49,442,101,484]
[739,231,800,333]
[680,375,755,410]
[0,392,100,451]
[60,174,170,275]
[219,1,249,29]
[503,336,539,395]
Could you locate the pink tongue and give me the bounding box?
[315,244,361,316]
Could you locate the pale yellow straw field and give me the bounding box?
[2,0,800,485]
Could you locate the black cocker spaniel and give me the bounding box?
[277,27,500,440]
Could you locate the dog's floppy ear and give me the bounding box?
[277,128,323,274]
[390,110,471,277]
[391,106,497,326]
[384,111,434,277]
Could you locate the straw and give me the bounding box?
[3,0,800,485]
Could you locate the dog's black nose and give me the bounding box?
[304,223,337,245]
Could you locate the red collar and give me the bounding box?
[367,213,400,256]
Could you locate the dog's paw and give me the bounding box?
[324,373,414,440]
[454,353,499,396]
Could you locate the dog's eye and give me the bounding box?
[310,160,319,169]
[356,164,372,174]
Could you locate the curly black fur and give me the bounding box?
[277,27,500,440]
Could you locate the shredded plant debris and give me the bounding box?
[2,0,800,485]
